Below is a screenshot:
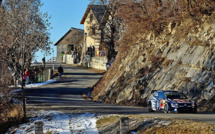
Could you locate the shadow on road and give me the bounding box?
[63,73,104,76]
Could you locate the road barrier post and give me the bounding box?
[120,117,129,134]
[34,121,44,134]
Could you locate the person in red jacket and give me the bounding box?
[22,73,27,86]
[25,69,30,84]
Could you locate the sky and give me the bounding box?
[35,0,90,62]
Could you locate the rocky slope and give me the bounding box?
[91,15,215,111]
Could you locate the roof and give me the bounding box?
[80,5,107,24]
[100,8,110,26]
[54,27,84,46]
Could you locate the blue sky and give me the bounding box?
[35,0,90,62]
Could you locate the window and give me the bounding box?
[90,14,93,22]
[153,92,158,98]
[92,27,96,35]
[158,92,166,99]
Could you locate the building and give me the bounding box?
[54,27,84,62]
[80,5,107,57]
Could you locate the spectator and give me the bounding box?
[22,72,27,87]
[58,65,64,78]
[61,51,64,61]
[25,69,30,84]
[92,46,95,56]
[42,57,45,68]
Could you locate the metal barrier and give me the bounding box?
[47,57,56,62]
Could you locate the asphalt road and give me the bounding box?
[25,62,215,124]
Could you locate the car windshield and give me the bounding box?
[165,92,187,99]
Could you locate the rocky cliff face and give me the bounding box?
[91,16,215,111]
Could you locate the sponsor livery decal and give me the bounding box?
[159,99,165,109]
[173,99,190,103]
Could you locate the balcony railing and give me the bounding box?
[47,57,56,63]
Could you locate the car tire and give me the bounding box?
[192,107,197,114]
[148,102,154,112]
[164,103,170,113]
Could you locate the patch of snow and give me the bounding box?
[7,110,99,134]
[13,98,22,104]
[10,80,56,94]
[158,120,171,126]
[25,79,56,88]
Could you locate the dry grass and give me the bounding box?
[96,115,215,134]
[96,115,120,127]
[85,68,106,74]
[0,104,24,133]
[82,94,92,101]
[141,120,215,134]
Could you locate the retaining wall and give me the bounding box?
[63,54,74,64]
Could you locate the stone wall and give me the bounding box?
[63,54,74,64]
[90,56,108,71]
[83,56,108,71]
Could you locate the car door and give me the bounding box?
[158,92,166,110]
[151,92,159,111]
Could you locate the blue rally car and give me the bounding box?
[147,90,197,113]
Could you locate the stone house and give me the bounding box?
[80,5,107,57]
[54,27,84,62]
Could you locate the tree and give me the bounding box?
[90,0,108,5]
[0,0,51,118]
[1,0,51,81]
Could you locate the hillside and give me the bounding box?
[91,14,215,111]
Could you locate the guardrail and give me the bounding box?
[47,57,56,63]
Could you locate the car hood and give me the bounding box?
[172,99,191,103]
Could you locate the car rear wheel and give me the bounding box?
[148,102,154,112]
[192,107,197,113]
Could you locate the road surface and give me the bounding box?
[22,62,215,124]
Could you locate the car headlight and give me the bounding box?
[171,102,178,108]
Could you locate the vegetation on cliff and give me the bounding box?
[91,0,215,111]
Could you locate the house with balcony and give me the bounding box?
[80,5,107,57]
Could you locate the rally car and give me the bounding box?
[147,90,197,113]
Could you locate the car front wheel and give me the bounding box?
[164,103,170,113]
[148,102,154,112]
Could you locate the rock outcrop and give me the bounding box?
[91,15,215,111]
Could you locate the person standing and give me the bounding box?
[61,51,64,61]
[92,46,95,57]
[25,69,30,84]
[58,65,64,78]
[22,72,27,87]
[42,57,45,68]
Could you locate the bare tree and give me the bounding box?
[1,0,51,80]
[0,0,51,118]
[90,0,108,5]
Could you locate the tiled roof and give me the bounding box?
[54,27,84,46]
[80,5,107,24]
[90,5,106,23]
